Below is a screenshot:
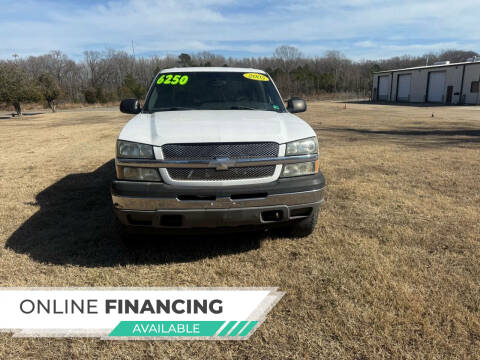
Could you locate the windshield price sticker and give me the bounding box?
[157,74,189,85]
[243,73,269,81]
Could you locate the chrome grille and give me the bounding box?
[168,166,276,181]
[162,142,279,160]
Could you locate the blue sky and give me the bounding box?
[0,0,478,61]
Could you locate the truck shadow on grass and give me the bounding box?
[5,160,264,267]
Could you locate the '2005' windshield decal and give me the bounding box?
[157,74,189,85]
[243,73,269,81]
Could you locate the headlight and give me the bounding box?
[117,140,154,159]
[121,167,161,181]
[285,137,318,156]
[116,140,160,181]
[281,162,317,177]
[282,137,319,177]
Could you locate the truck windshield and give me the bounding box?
[143,71,286,113]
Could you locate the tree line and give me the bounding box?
[0,47,477,115]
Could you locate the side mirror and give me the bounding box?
[287,97,307,113]
[120,99,141,114]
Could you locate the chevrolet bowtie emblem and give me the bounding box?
[211,158,236,171]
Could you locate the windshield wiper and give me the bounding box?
[155,107,194,112]
[229,106,260,110]
[230,106,282,112]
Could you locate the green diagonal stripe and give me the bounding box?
[238,321,258,337]
[109,321,225,337]
[218,321,237,336]
[229,321,248,337]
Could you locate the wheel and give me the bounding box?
[288,207,319,237]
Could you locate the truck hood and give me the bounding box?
[118,110,316,146]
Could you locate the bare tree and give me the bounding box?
[193,51,226,67]
[2,47,477,108]
[273,45,303,97]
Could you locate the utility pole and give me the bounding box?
[334,68,337,93]
[131,40,136,74]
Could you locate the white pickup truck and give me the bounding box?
[111,67,325,237]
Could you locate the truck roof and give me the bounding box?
[160,67,266,74]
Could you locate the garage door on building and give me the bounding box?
[427,71,446,103]
[378,75,390,101]
[396,74,411,102]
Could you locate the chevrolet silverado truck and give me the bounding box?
[111,67,325,237]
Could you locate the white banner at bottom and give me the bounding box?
[0,287,284,340]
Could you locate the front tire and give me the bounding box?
[288,207,319,237]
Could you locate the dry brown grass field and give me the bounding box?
[0,102,479,359]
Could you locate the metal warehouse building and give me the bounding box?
[372,58,480,105]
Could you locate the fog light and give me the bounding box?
[122,167,161,181]
[281,161,316,177]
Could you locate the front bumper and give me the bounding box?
[111,172,325,229]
